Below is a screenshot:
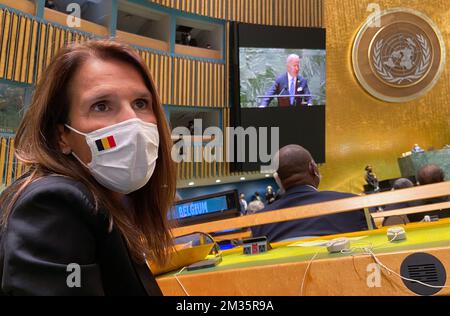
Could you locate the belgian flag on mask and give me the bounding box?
[95,136,117,152]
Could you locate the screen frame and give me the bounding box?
[229,22,326,172]
[237,23,326,49]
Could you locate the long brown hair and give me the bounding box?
[0,39,176,265]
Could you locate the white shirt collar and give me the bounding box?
[304,185,318,191]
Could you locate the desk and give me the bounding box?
[157,219,450,296]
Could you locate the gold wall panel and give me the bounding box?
[322,0,450,194]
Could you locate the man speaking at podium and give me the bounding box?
[259,54,313,107]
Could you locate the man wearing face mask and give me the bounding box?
[251,145,370,242]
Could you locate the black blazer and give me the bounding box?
[251,185,370,242]
[0,175,162,296]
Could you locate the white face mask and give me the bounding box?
[65,118,159,194]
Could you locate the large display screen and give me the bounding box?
[229,23,326,171]
[239,48,326,108]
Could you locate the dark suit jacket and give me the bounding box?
[260,73,312,107]
[251,185,370,242]
[0,175,162,296]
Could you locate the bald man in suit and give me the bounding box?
[251,145,370,242]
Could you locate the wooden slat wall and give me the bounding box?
[0,137,27,187]
[137,50,172,105]
[35,23,91,81]
[157,0,227,20]
[172,57,225,107]
[0,8,38,84]
[149,0,324,27]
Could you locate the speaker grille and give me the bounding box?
[407,264,439,283]
[400,253,446,296]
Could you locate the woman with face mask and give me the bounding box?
[0,40,176,295]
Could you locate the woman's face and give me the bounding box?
[58,58,157,164]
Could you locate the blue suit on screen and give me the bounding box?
[260,73,313,107]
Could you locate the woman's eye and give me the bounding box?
[134,99,149,110]
[91,103,109,112]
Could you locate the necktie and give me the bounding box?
[290,77,295,105]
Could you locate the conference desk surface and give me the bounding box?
[156,219,450,296]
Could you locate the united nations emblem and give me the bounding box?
[352,8,446,102]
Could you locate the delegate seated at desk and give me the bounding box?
[251,145,370,242]
[259,54,313,107]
